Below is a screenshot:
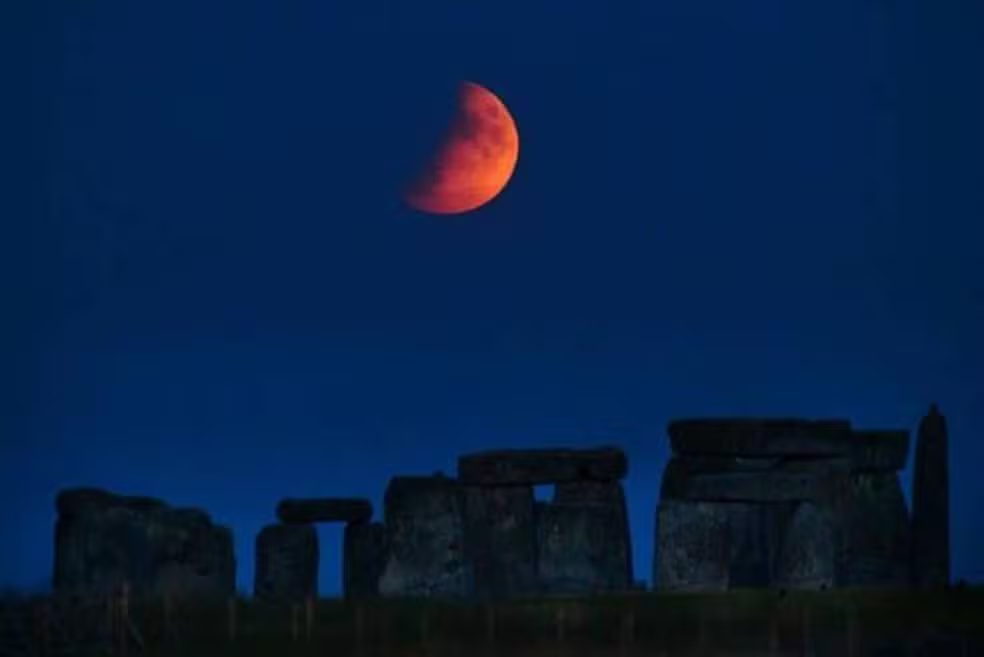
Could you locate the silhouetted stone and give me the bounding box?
[775,502,837,590]
[536,498,632,594]
[254,523,318,602]
[553,480,634,585]
[463,485,537,599]
[725,502,792,588]
[660,456,849,503]
[458,447,627,485]
[668,419,854,457]
[276,498,372,524]
[837,472,910,587]
[654,501,729,591]
[911,404,950,588]
[378,475,470,597]
[344,522,386,599]
[53,488,235,598]
[655,499,796,591]
[851,430,910,471]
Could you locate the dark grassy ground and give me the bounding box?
[5,587,984,657]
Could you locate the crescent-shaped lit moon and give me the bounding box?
[404,81,519,215]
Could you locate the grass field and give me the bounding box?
[4,587,984,657]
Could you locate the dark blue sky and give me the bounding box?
[4,0,983,594]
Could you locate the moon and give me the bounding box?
[404,81,519,215]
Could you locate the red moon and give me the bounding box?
[404,81,519,215]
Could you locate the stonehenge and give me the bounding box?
[53,488,235,598]
[654,416,928,591]
[254,497,378,602]
[50,406,951,600]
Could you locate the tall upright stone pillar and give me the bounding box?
[911,404,950,587]
[254,523,319,602]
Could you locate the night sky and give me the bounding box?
[4,0,983,595]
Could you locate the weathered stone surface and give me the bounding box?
[553,480,634,585]
[654,500,794,591]
[911,404,950,588]
[775,502,837,590]
[851,430,910,472]
[378,475,470,597]
[457,447,627,485]
[52,488,235,598]
[462,485,537,599]
[724,502,792,588]
[837,472,910,587]
[536,499,632,594]
[254,523,318,602]
[668,419,854,457]
[654,501,729,591]
[343,522,386,599]
[660,456,849,503]
[276,498,372,525]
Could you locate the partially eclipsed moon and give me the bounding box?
[404,81,519,215]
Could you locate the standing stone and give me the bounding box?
[837,472,910,587]
[911,404,950,588]
[775,502,837,590]
[462,485,537,599]
[536,502,629,594]
[344,522,387,599]
[724,502,791,588]
[654,501,729,591]
[378,475,470,597]
[553,480,633,587]
[254,523,318,602]
[52,488,235,598]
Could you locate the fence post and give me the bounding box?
[163,593,173,642]
[769,610,780,657]
[846,603,858,657]
[119,581,130,657]
[555,605,566,644]
[291,603,300,642]
[355,602,366,655]
[485,604,496,646]
[802,604,813,657]
[420,606,430,646]
[305,596,314,642]
[621,609,635,653]
[33,600,49,657]
[107,594,116,640]
[227,596,237,642]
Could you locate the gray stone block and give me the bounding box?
[378,475,470,597]
[276,498,372,524]
[253,523,318,602]
[668,419,854,457]
[654,501,729,591]
[536,499,632,594]
[344,522,386,599]
[458,447,627,485]
[838,472,910,587]
[462,485,537,599]
[52,488,235,599]
[775,502,837,590]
